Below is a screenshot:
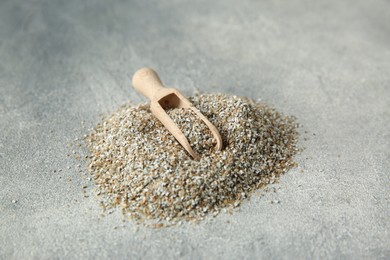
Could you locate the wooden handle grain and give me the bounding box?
[132,68,164,100]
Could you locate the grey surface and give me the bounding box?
[1,0,389,259]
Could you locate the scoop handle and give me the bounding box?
[132,68,165,100]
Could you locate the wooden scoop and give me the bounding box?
[132,68,222,160]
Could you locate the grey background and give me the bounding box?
[1,0,389,259]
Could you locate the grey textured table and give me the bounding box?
[1,0,389,259]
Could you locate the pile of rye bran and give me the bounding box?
[86,93,299,227]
